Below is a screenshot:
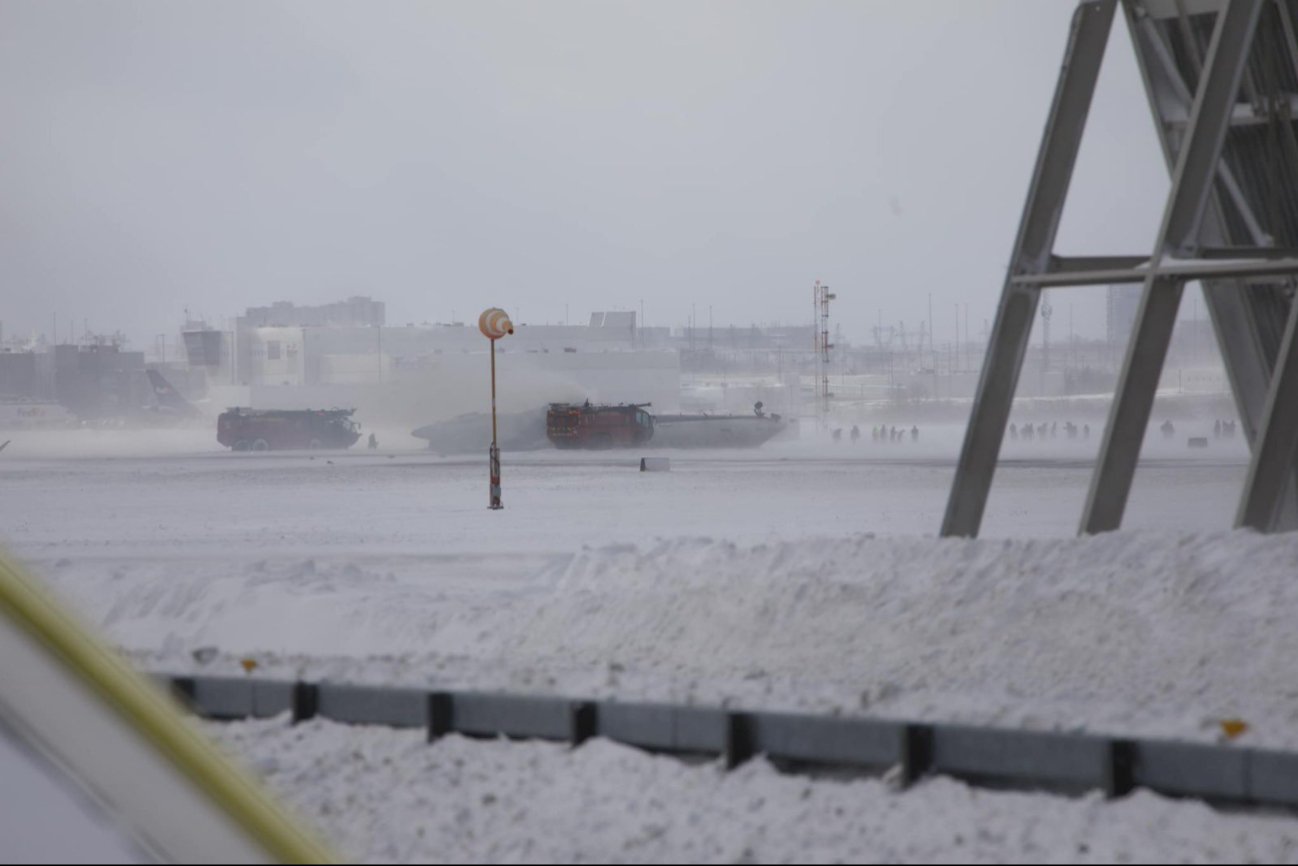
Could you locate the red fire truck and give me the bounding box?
[546,402,654,449]
[217,408,362,451]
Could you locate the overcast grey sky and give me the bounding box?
[0,1,1172,348]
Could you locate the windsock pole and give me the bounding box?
[491,338,499,446]
[479,308,513,511]
[489,340,502,510]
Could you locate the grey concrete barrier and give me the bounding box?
[929,725,1116,795]
[316,683,428,729]
[451,692,578,742]
[162,674,1298,811]
[1246,749,1298,807]
[170,676,294,720]
[1131,741,1248,801]
[596,701,728,756]
[741,711,907,772]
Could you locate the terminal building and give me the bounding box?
[182,297,683,427]
[0,341,149,420]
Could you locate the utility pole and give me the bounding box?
[1069,303,1075,373]
[928,293,935,370]
[955,305,965,373]
[814,281,835,423]
[964,303,970,372]
[1041,300,1053,373]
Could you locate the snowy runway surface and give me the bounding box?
[3,431,1296,861]
[0,431,1255,554]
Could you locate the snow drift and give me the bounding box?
[33,529,1298,748]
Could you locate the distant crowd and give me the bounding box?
[827,418,1242,446]
[1005,417,1240,442]
[1009,421,1089,441]
[832,425,920,443]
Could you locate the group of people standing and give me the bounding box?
[1008,418,1238,443]
[1009,421,1090,441]
[833,424,920,443]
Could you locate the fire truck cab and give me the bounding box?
[546,402,654,449]
[217,408,362,451]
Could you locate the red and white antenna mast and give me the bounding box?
[813,280,835,423]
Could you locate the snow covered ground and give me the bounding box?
[18,523,1298,748]
[3,425,1295,862]
[0,423,1253,552]
[208,718,1298,864]
[0,428,1284,743]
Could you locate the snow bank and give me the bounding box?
[41,529,1298,748]
[0,427,220,459]
[210,717,1298,864]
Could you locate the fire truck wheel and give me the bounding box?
[232,440,250,452]
[252,439,270,452]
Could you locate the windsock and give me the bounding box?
[479,308,514,340]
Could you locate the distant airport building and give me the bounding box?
[0,351,38,400]
[240,296,386,329]
[181,300,679,423]
[222,302,652,390]
[0,341,151,420]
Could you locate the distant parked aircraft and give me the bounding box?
[146,369,203,419]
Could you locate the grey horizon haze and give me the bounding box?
[1,1,1171,350]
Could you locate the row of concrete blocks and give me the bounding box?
[166,674,1298,808]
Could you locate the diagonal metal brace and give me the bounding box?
[1082,0,1265,535]
[942,0,1117,538]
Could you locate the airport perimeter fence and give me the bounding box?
[164,674,1298,810]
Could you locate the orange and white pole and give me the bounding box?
[479,308,514,510]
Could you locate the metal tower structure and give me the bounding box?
[813,280,835,420]
[944,0,1298,538]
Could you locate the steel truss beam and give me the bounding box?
[941,0,1117,538]
[1087,0,1264,532]
[1082,275,1188,533]
[1125,0,1298,530]
[1237,295,1298,530]
[944,0,1298,538]
[1015,255,1298,288]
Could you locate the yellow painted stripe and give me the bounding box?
[0,549,335,864]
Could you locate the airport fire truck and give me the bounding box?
[217,408,362,451]
[545,402,655,449]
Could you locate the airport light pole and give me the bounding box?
[479,308,514,510]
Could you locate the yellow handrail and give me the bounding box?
[0,549,335,864]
